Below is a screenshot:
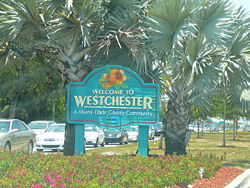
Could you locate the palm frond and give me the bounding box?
[193,0,232,45]
[49,0,104,47]
[0,1,46,41]
[97,5,145,70]
[240,88,250,112]
[220,8,250,102]
[145,0,195,56]
[107,0,140,11]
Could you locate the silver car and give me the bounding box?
[0,119,36,153]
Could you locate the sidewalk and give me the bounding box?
[225,169,250,188]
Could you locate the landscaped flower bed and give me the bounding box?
[0,152,222,187]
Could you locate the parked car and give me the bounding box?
[36,123,65,152]
[126,126,138,142]
[0,119,36,153]
[104,129,128,145]
[189,124,199,132]
[201,126,210,132]
[84,124,105,147]
[209,126,220,132]
[245,127,250,132]
[154,123,163,136]
[148,126,155,140]
[28,120,55,135]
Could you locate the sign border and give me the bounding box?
[66,65,160,127]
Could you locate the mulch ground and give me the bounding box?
[166,166,244,188]
[192,166,244,188]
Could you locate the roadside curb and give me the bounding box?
[225,169,250,188]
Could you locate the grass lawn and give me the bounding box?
[87,133,250,169]
[188,133,250,169]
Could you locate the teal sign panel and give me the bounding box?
[66,65,160,129]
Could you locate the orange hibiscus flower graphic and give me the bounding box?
[99,68,129,89]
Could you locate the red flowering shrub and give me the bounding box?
[0,152,222,187]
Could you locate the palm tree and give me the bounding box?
[145,0,250,154]
[0,0,152,155]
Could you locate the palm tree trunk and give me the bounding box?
[164,128,191,155]
[201,120,204,136]
[52,100,56,121]
[236,120,238,137]
[197,121,200,138]
[9,97,18,119]
[163,96,191,155]
[233,118,236,141]
[158,133,163,149]
[62,63,92,156]
[222,95,227,147]
[63,123,76,156]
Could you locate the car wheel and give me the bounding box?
[28,141,33,154]
[94,138,99,147]
[37,149,43,152]
[105,142,109,145]
[100,140,105,147]
[4,142,11,152]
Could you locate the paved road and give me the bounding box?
[85,136,160,150]
[41,142,133,154]
[85,142,134,150]
[39,136,160,154]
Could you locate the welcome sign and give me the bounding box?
[66,65,160,129]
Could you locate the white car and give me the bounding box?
[126,126,138,142]
[189,124,199,132]
[0,119,36,154]
[85,124,105,147]
[36,123,65,152]
[28,120,55,135]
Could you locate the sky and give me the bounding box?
[231,0,250,12]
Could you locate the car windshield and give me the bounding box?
[0,122,10,133]
[154,125,161,130]
[105,130,122,134]
[46,125,65,132]
[126,127,138,132]
[85,126,97,132]
[28,122,47,129]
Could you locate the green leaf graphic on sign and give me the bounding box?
[120,83,128,89]
[115,84,120,90]
[106,67,111,74]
